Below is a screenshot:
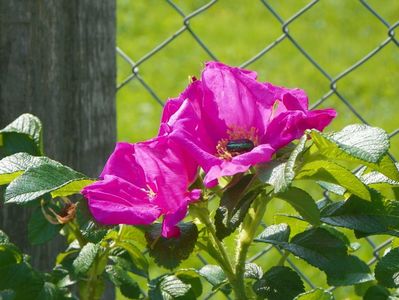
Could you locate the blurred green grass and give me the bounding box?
[116,1,399,299]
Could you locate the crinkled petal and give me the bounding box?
[170,128,221,175]
[204,161,250,187]
[203,144,275,187]
[133,136,199,213]
[265,108,336,149]
[280,88,309,111]
[99,143,146,188]
[232,143,275,166]
[82,175,161,225]
[303,108,337,131]
[202,62,276,138]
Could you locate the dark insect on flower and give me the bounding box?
[226,139,255,154]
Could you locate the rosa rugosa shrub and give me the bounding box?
[1,63,399,300]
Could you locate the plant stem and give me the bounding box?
[191,205,247,298]
[68,220,87,247]
[234,192,272,299]
[278,250,289,266]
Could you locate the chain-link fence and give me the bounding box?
[116,1,399,298]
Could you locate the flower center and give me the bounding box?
[216,126,259,160]
[146,184,157,200]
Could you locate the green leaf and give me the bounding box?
[215,174,260,240]
[34,282,63,300]
[361,168,399,199]
[275,187,320,225]
[252,266,304,300]
[0,243,23,268]
[113,241,149,278]
[0,114,43,156]
[320,194,399,237]
[0,256,45,300]
[109,251,148,279]
[311,125,389,162]
[0,153,51,185]
[297,160,371,200]
[28,208,62,245]
[0,290,15,300]
[175,269,203,299]
[294,288,334,300]
[198,265,227,288]
[80,221,108,244]
[257,135,307,193]
[4,161,89,204]
[148,275,192,300]
[257,223,290,243]
[72,243,99,275]
[255,227,373,286]
[310,125,399,181]
[364,285,391,300]
[118,225,147,247]
[105,264,141,299]
[244,263,263,280]
[317,181,346,196]
[51,179,94,198]
[0,230,10,243]
[375,247,399,288]
[145,222,198,270]
[362,168,399,186]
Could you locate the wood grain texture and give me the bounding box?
[0,1,116,293]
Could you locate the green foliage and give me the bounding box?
[309,125,399,181]
[4,160,91,204]
[310,125,389,163]
[198,265,226,287]
[214,174,260,239]
[294,288,334,300]
[145,223,198,270]
[174,269,203,299]
[363,285,391,300]
[297,159,371,200]
[72,243,100,275]
[252,266,305,300]
[244,263,263,280]
[110,242,149,279]
[148,275,192,300]
[375,247,399,288]
[320,193,399,237]
[105,265,141,299]
[256,135,307,193]
[256,223,290,243]
[28,208,62,245]
[0,230,68,300]
[275,187,320,225]
[0,114,43,156]
[256,226,373,286]
[0,153,50,185]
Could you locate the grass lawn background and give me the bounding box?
[116,1,399,299]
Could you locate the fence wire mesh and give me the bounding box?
[116,0,399,298]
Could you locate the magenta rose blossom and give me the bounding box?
[82,136,200,238]
[160,62,336,187]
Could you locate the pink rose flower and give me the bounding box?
[160,62,336,187]
[82,136,200,238]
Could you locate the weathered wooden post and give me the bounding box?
[0,1,116,293]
